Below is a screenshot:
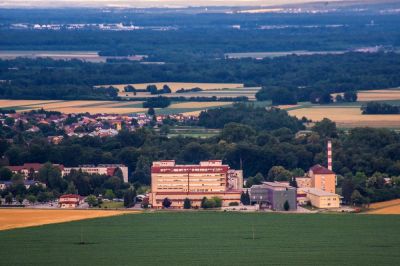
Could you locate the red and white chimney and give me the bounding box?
[327,140,332,171]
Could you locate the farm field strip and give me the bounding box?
[288,106,400,128]
[103,82,245,93]
[0,100,64,109]
[366,199,400,214]
[0,209,137,231]
[168,101,232,108]
[49,107,147,114]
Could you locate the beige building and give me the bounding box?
[150,160,243,209]
[308,164,336,194]
[63,164,129,183]
[300,188,340,209]
[296,164,336,194]
[295,164,340,208]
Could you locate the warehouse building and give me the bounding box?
[250,182,297,211]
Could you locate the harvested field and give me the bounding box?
[332,89,400,102]
[0,209,136,231]
[277,104,301,110]
[52,107,146,114]
[357,89,400,101]
[0,100,62,109]
[108,82,244,93]
[367,199,400,215]
[0,100,146,114]
[168,102,232,108]
[288,107,400,128]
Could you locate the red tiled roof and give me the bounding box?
[310,164,335,175]
[60,194,81,199]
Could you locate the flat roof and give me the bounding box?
[302,188,339,197]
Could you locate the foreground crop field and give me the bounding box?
[288,106,400,128]
[367,199,400,214]
[0,212,399,265]
[0,209,135,231]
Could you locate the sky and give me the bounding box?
[0,0,349,8]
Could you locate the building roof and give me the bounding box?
[7,163,65,171]
[252,182,296,191]
[310,164,335,175]
[302,188,338,197]
[59,194,81,199]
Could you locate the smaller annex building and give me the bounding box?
[250,182,297,211]
[59,194,84,208]
[300,188,340,209]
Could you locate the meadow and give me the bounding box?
[0,212,399,266]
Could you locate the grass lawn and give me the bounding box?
[99,201,124,209]
[0,212,399,265]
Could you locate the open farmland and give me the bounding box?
[0,212,399,265]
[288,106,400,128]
[331,88,400,102]
[97,83,258,100]
[109,82,244,92]
[367,199,400,215]
[0,100,234,116]
[0,209,135,231]
[0,100,147,114]
[0,50,108,62]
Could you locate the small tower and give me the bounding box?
[327,140,333,171]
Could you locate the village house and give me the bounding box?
[59,194,84,208]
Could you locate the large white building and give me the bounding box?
[150,160,243,209]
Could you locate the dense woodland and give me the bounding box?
[1,52,400,101]
[361,101,400,114]
[0,105,399,204]
[1,8,400,60]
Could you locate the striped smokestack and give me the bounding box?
[327,140,332,171]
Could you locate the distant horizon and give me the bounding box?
[0,0,353,8]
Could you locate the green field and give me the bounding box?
[0,212,399,265]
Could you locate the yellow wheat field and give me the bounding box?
[288,107,400,128]
[28,101,116,109]
[357,90,400,101]
[367,199,400,215]
[47,107,146,114]
[0,100,147,114]
[168,102,232,108]
[277,105,301,110]
[182,110,203,116]
[332,89,400,102]
[0,209,139,231]
[0,100,63,108]
[104,82,244,93]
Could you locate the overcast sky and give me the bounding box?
[0,0,348,8]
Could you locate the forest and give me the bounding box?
[1,52,400,101]
[1,8,400,61]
